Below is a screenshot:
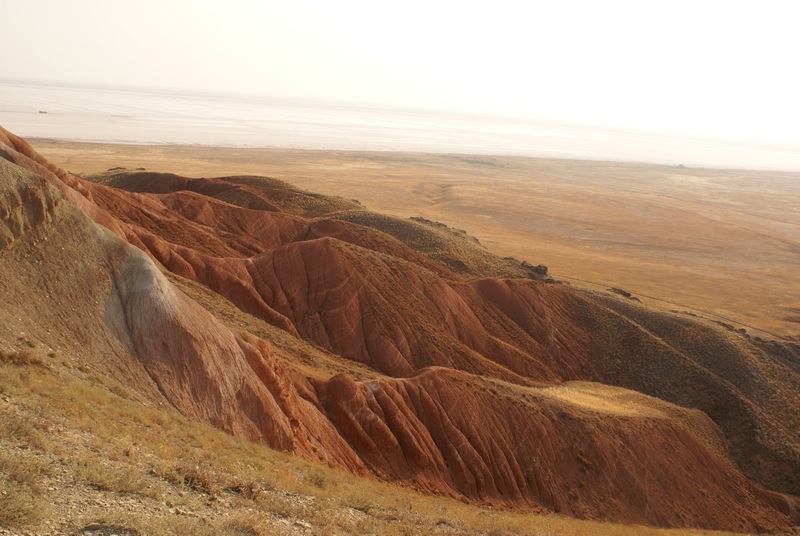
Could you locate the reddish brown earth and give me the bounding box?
[37,140,800,343]
[2,125,799,533]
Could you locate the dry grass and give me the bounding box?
[0,348,48,368]
[221,511,273,535]
[0,448,52,491]
[0,409,48,449]
[537,382,659,417]
[0,437,52,528]
[151,461,220,496]
[75,455,162,499]
[0,477,48,528]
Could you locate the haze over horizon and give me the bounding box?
[3,1,799,166]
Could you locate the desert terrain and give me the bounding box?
[34,139,800,341]
[2,128,799,535]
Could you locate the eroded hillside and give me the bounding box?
[1,126,799,533]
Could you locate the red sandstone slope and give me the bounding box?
[316,370,795,530]
[2,125,799,532]
[0,128,367,472]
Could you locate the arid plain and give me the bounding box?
[35,139,800,341]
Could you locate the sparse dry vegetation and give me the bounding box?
[0,348,47,368]
[75,455,161,499]
[0,476,48,529]
[151,461,220,496]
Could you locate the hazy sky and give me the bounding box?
[4,0,799,145]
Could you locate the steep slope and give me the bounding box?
[316,370,795,531]
[1,125,799,532]
[0,133,365,472]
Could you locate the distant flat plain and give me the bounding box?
[35,139,800,341]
